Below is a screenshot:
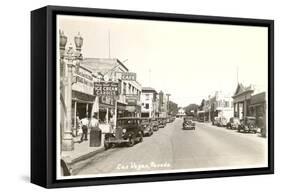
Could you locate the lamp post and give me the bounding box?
[60,31,83,151]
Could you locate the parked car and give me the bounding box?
[140,118,153,136]
[167,116,175,123]
[238,116,259,133]
[162,117,167,125]
[151,118,159,131]
[158,118,165,128]
[182,117,195,130]
[226,117,240,130]
[166,117,172,123]
[212,117,219,126]
[104,117,144,149]
[217,117,227,127]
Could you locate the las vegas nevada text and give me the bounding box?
[57,15,268,179]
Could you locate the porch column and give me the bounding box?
[86,103,89,118]
[73,101,77,129]
[106,108,109,124]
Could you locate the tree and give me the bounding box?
[184,104,199,116]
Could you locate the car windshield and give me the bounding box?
[247,118,256,124]
[141,119,149,124]
[118,119,138,125]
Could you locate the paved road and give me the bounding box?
[76,118,267,176]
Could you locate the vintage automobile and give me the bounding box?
[158,118,165,128]
[151,118,159,131]
[182,117,195,130]
[217,117,228,127]
[167,116,174,123]
[166,117,171,123]
[212,117,219,126]
[238,116,259,133]
[104,117,144,149]
[140,118,154,136]
[226,117,240,130]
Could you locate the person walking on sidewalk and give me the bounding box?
[80,117,89,142]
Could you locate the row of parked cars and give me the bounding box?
[212,116,262,134]
[104,116,176,149]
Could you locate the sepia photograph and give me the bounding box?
[57,14,269,180]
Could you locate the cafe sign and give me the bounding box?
[94,82,119,96]
[121,72,136,81]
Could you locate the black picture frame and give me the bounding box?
[31,5,274,188]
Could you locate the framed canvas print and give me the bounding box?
[31,5,274,188]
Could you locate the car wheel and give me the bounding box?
[104,141,112,150]
[139,133,143,142]
[127,137,135,147]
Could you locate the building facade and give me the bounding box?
[141,87,158,118]
[232,83,254,120]
[210,91,233,122]
[82,58,142,120]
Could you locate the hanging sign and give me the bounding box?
[121,72,136,81]
[94,82,119,96]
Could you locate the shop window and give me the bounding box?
[225,101,229,107]
[123,82,126,95]
[145,103,149,109]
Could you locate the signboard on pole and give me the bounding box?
[94,82,119,96]
[121,72,136,81]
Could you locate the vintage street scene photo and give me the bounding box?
[57,15,268,179]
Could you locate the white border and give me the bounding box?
[56,14,269,180]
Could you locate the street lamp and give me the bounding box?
[60,31,83,151]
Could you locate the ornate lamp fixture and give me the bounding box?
[59,30,68,57]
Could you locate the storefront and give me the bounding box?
[98,96,115,124]
[125,94,141,117]
[232,84,254,120]
[71,66,95,134]
[117,102,127,118]
[249,92,266,129]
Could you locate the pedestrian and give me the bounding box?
[80,116,89,143]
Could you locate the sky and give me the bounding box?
[58,15,268,107]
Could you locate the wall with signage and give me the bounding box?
[72,67,94,96]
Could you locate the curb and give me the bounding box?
[62,147,105,176]
[70,147,105,165]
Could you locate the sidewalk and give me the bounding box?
[61,133,105,174]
